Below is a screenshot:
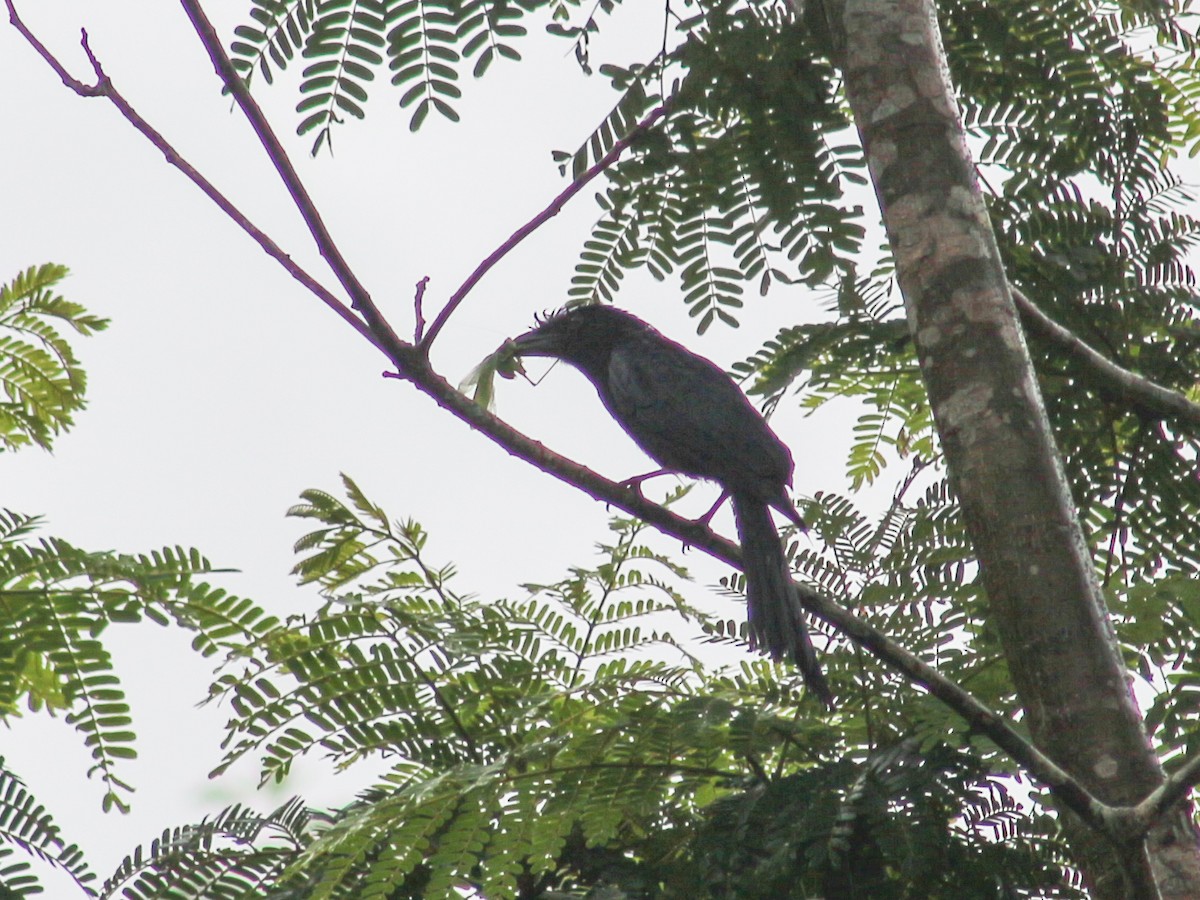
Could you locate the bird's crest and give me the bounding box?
[531,308,564,327]
[531,301,601,329]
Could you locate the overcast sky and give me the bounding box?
[0,2,882,888]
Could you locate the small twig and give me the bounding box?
[418,101,673,352]
[1103,424,1145,587]
[569,521,641,689]
[1013,287,1200,429]
[378,585,482,761]
[413,276,430,343]
[5,5,97,94]
[864,455,927,564]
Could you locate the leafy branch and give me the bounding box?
[1014,286,1200,428]
[0,759,98,897]
[0,263,107,452]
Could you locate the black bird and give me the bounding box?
[511,305,831,705]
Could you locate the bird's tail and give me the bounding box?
[732,494,832,706]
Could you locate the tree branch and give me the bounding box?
[1014,287,1200,429]
[4,0,374,348]
[177,0,408,360]
[418,102,672,352]
[1128,754,1200,837]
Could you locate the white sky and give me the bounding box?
[1,2,872,890]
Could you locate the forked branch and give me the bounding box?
[3,0,373,348]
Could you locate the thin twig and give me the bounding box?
[1013,287,1200,428]
[419,101,673,352]
[413,276,430,343]
[380,615,482,763]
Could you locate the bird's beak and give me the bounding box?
[509,328,558,358]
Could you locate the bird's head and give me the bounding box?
[510,304,644,372]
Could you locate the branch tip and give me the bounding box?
[414,275,430,343]
[418,101,672,352]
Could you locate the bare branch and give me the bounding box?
[6,4,100,94]
[5,0,374,347]
[177,0,407,359]
[1014,287,1200,428]
[418,102,673,352]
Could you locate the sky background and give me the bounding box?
[0,2,879,890]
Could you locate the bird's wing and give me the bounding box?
[604,337,793,493]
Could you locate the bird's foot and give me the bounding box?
[692,491,730,527]
[619,468,672,499]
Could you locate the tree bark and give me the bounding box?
[803,0,1200,894]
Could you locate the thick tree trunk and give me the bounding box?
[800,0,1200,894]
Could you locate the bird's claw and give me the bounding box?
[619,468,671,500]
[692,491,730,527]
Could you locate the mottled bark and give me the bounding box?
[804,0,1200,894]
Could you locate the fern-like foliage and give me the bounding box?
[0,758,98,898]
[210,475,703,784]
[734,275,930,489]
[563,0,867,331]
[689,740,1079,898]
[98,478,1080,897]
[0,520,277,812]
[694,463,1015,764]
[0,264,107,453]
[232,0,534,149]
[0,263,281,892]
[101,798,313,900]
[230,0,653,149]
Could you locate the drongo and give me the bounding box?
[512,305,830,705]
